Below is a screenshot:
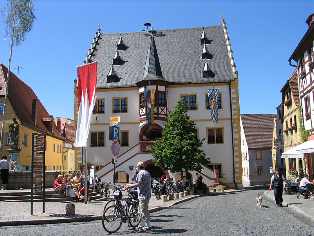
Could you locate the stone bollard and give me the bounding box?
[217,185,225,192]
[174,193,180,200]
[184,190,188,197]
[161,195,168,202]
[65,203,75,216]
[167,194,174,201]
[179,192,184,198]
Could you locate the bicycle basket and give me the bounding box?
[113,190,122,200]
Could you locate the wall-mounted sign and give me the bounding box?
[109,125,120,141]
[110,116,120,126]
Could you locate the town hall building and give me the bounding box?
[75,19,242,187]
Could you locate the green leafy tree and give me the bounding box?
[152,100,207,177]
[4,0,35,84]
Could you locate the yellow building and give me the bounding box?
[281,71,304,178]
[0,64,65,172]
[62,143,76,173]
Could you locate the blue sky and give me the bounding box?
[0,0,312,118]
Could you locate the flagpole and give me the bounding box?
[84,147,88,204]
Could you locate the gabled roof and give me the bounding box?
[142,36,163,81]
[90,25,234,88]
[289,23,314,62]
[241,114,276,149]
[280,70,300,107]
[0,64,63,140]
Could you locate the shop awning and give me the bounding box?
[294,140,314,154]
[281,147,303,159]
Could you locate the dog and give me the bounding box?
[256,192,263,208]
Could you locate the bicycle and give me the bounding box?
[102,186,141,233]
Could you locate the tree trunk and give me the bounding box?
[1,38,14,152]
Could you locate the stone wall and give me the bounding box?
[1,172,58,190]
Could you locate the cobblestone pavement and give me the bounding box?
[0,190,313,236]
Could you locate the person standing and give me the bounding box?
[270,170,284,207]
[0,156,10,190]
[126,161,151,232]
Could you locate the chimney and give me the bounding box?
[42,116,54,133]
[56,119,61,132]
[32,99,37,127]
[306,13,314,28]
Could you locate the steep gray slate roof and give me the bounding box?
[92,26,233,88]
[241,114,276,149]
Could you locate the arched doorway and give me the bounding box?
[139,123,163,152]
[139,123,163,141]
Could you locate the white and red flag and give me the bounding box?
[74,62,97,147]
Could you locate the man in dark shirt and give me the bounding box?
[270,170,284,206]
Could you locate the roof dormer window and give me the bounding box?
[200,29,212,45]
[117,36,128,50]
[107,65,120,83]
[112,51,125,65]
[202,44,213,59]
[203,62,215,78]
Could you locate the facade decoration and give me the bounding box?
[207,88,220,122]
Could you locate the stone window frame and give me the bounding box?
[180,94,197,110]
[90,131,105,147]
[207,128,224,144]
[112,97,128,113]
[93,98,105,114]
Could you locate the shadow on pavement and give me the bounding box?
[48,213,94,218]
[168,207,191,210]
[151,214,183,218]
[121,226,187,235]
[150,218,174,223]
[287,202,303,206]
[149,227,187,234]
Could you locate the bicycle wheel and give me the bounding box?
[128,202,141,228]
[104,199,116,211]
[102,205,123,233]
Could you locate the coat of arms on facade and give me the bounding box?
[207,89,220,122]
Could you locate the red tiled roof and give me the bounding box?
[241,114,275,149]
[0,64,63,140]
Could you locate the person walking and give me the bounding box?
[126,161,151,232]
[269,170,284,207]
[0,156,10,190]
